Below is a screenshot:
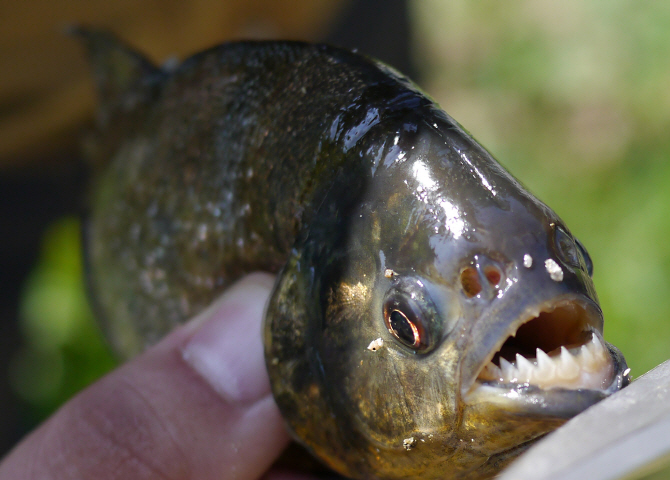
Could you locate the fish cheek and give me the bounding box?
[349,344,460,440]
[318,294,465,478]
[329,276,462,456]
[265,252,368,477]
[266,247,464,478]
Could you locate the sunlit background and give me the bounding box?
[2,0,669,468]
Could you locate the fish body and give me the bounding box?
[80,31,629,480]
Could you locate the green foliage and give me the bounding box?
[13,217,116,420]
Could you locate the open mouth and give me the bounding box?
[473,300,615,391]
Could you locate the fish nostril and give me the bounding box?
[484,265,502,287]
[460,267,482,297]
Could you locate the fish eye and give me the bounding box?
[575,238,594,277]
[382,278,441,353]
[385,307,423,349]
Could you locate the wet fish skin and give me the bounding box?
[83,32,404,352]
[80,30,628,480]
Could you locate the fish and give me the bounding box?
[77,29,629,480]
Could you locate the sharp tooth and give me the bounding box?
[590,334,606,357]
[536,348,556,378]
[500,358,516,382]
[568,345,581,356]
[515,354,534,382]
[559,346,580,379]
[480,362,502,381]
[580,344,597,371]
[491,363,503,380]
[491,364,502,381]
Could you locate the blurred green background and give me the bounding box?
[412,0,670,375]
[9,0,670,440]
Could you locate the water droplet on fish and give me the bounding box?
[403,437,416,450]
[523,254,533,268]
[367,338,384,351]
[544,258,564,281]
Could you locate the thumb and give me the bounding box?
[0,273,291,480]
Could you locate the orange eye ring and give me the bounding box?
[386,309,422,348]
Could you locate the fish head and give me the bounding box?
[265,110,628,479]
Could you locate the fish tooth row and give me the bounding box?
[483,334,610,388]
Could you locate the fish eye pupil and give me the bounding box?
[388,309,420,348]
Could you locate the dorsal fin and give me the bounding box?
[72,27,165,125]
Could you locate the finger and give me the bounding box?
[0,273,291,480]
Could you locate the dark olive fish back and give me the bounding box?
[86,37,424,354]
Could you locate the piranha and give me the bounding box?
[78,29,629,479]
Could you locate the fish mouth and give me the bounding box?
[464,296,627,406]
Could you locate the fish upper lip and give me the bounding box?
[461,294,625,401]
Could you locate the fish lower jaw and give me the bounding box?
[476,332,613,390]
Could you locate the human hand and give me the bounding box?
[0,273,316,480]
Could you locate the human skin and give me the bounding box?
[0,273,314,480]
